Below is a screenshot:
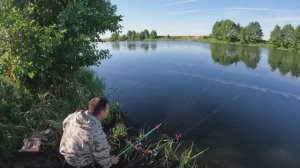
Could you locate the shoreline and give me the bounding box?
[105,37,298,52]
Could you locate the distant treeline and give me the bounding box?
[110,20,300,51]
[210,43,300,77]
[212,19,300,50]
[110,29,158,41]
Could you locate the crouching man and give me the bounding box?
[60,96,119,168]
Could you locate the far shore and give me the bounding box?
[104,35,298,52]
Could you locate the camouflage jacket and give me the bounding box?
[60,110,112,168]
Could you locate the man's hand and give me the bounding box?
[111,155,119,165]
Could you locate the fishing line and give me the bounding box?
[160,101,191,124]
[175,92,241,139]
[117,123,162,157]
[194,95,240,139]
[179,109,217,136]
[123,141,173,168]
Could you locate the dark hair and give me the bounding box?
[88,96,109,116]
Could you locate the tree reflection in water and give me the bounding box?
[123,41,157,51]
[268,49,300,77]
[210,43,260,69]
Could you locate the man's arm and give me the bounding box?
[92,129,112,168]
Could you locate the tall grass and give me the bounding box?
[111,122,128,139]
[113,126,209,168]
[1,68,209,167]
[52,68,105,110]
[0,76,33,156]
[0,68,105,157]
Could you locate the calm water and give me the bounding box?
[93,41,300,168]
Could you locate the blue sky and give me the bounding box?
[108,0,300,39]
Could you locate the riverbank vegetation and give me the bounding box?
[110,19,300,52]
[212,20,263,43]
[0,0,121,157]
[110,29,158,41]
[0,0,206,167]
[168,20,300,51]
[211,19,300,51]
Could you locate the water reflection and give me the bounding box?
[140,43,149,51]
[127,42,137,50]
[111,41,157,51]
[110,41,300,78]
[210,43,260,69]
[268,49,300,77]
[150,42,157,50]
[97,41,300,168]
[111,42,120,50]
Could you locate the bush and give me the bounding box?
[0,76,34,156]
[0,0,121,89]
[0,68,105,157]
[51,68,105,110]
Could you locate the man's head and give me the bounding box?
[88,96,109,121]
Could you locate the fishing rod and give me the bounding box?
[125,141,210,168]
[117,108,182,157]
[117,123,162,157]
[124,140,173,168]
[117,97,217,157]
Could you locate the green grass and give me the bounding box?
[0,68,105,157]
[156,36,299,52]
[107,35,299,52]
[111,122,128,139]
[1,67,209,167]
[111,126,209,168]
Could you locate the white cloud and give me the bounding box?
[164,8,294,15]
[258,16,300,22]
[161,0,199,7]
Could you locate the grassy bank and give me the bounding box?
[156,36,298,52]
[105,35,298,52]
[0,68,105,157]
[0,68,207,167]
[0,1,207,166]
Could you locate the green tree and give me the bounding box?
[281,24,296,49]
[127,30,133,40]
[212,20,239,42]
[240,28,246,43]
[120,34,127,41]
[132,30,138,40]
[223,20,239,42]
[269,25,282,48]
[0,0,121,156]
[150,30,158,39]
[0,0,122,88]
[143,29,149,39]
[241,21,263,43]
[295,25,300,50]
[212,21,222,40]
[236,23,242,32]
[138,31,145,40]
[110,32,120,41]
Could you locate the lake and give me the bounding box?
[93,41,300,168]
